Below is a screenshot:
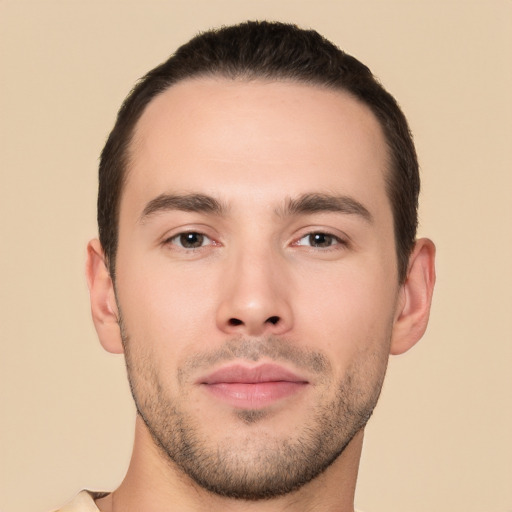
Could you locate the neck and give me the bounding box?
[96,416,363,512]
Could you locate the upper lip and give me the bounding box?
[198,363,308,385]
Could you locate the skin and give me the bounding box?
[87,78,435,512]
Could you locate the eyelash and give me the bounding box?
[164,231,216,250]
[163,230,347,252]
[293,232,347,250]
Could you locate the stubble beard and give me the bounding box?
[120,322,389,501]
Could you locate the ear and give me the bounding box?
[85,239,124,354]
[390,238,436,355]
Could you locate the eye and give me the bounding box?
[166,232,212,249]
[295,232,344,248]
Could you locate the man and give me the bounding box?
[63,20,435,512]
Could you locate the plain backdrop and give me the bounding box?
[1,1,511,511]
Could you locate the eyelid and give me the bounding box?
[160,225,221,250]
[291,228,350,249]
[167,232,213,248]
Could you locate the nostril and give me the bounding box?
[228,318,243,326]
[266,316,280,325]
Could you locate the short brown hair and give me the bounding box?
[98,20,419,283]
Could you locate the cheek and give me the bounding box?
[115,256,220,355]
[116,266,220,401]
[293,265,397,365]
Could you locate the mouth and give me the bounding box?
[197,363,309,409]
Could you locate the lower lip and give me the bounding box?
[202,381,308,409]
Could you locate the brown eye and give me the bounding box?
[170,232,209,249]
[308,233,335,248]
[180,232,204,248]
[293,231,347,250]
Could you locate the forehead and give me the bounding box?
[124,78,391,219]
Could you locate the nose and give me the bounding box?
[216,248,294,337]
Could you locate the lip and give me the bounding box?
[197,363,309,409]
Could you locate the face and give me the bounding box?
[114,78,402,499]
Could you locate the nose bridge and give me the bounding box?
[216,240,293,336]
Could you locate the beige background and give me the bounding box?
[1,1,511,511]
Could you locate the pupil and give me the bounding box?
[310,233,331,247]
[180,233,203,248]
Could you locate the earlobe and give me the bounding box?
[390,238,436,355]
[86,239,124,354]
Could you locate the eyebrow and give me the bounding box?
[138,191,372,224]
[280,193,373,223]
[139,193,226,222]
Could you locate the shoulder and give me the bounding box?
[53,490,108,512]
